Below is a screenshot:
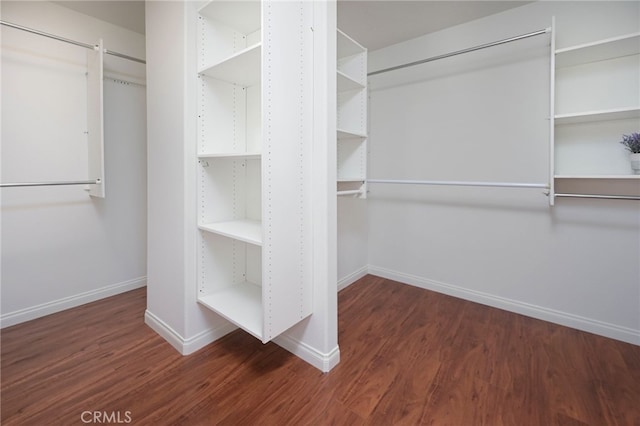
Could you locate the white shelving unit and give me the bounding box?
[337,29,367,197]
[196,0,314,343]
[550,25,640,202]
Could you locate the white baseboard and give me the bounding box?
[144,309,237,355]
[146,307,341,370]
[182,322,238,355]
[273,333,340,372]
[338,265,369,292]
[369,265,640,346]
[0,276,147,329]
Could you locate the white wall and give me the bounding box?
[338,197,368,287]
[0,1,147,326]
[367,1,640,344]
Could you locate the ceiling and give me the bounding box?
[338,1,532,50]
[53,1,146,35]
[53,0,532,50]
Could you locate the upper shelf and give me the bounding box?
[199,0,261,35]
[199,43,261,86]
[338,29,366,59]
[555,32,640,68]
[555,106,640,125]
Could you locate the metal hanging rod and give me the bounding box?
[367,179,549,189]
[368,27,550,77]
[555,193,640,201]
[1,20,146,64]
[0,179,101,188]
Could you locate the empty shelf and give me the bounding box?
[555,107,640,124]
[337,128,367,139]
[337,70,365,92]
[198,282,263,340]
[199,43,261,86]
[198,219,262,246]
[198,152,261,159]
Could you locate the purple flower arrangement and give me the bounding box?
[620,133,640,154]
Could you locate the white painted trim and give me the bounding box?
[273,333,340,372]
[369,266,640,346]
[0,277,147,328]
[144,309,238,355]
[337,265,368,292]
[144,309,185,353]
[182,322,238,355]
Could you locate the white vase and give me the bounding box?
[631,153,640,175]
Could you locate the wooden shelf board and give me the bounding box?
[556,32,640,68]
[555,107,640,125]
[198,282,263,340]
[199,43,261,86]
[198,219,262,246]
[198,152,261,159]
[198,1,261,35]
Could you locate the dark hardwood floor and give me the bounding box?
[2,275,639,425]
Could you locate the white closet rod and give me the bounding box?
[555,193,640,201]
[368,28,550,76]
[367,179,549,189]
[1,20,146,64]
[0,179,101,188]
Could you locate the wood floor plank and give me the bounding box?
[2,275,639,425]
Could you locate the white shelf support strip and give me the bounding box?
[368,27,551,76]
[1,20,146,64]
[0,179,102,188]
[367,179,549,190]
[555,193,640,201]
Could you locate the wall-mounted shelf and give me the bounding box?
[337,28,367,200]
[555,32,640,68]
[555,175,640,180]
[550,20,640,201]
[555,106,640,125]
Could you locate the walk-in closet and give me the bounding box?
[2,0,638,374]
[2,1,639,424]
